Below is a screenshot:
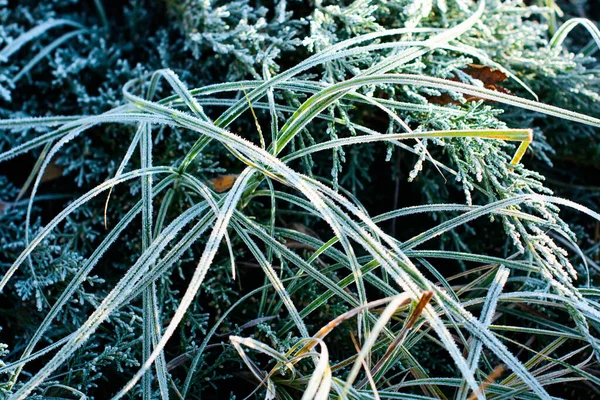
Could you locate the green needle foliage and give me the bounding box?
[0,0,599,398]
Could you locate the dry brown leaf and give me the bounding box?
[40,161,64,183]
[464,64,508,86]
[208,174,238,193]
[427,64,509,105]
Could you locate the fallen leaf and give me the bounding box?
[427,64,509,105]
[208,174,238,193]
[464,64,508,86]
[41,161,64,183]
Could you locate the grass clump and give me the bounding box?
[0,0,600,398]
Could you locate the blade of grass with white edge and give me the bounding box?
[457,266,510,400]
[300,338,332,400]
[139,122,170,400]
[324,74,600,128]
[140,74,178,400]
[0,334,75,377]
[550,18,600,50]
[282,129,533,166]
[0,115,82,129]
[12,29,87,83]
[0,110,171,163]
[0,19,84,60]
[104,125,143,228]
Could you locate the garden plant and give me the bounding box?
[1,0,600,398]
